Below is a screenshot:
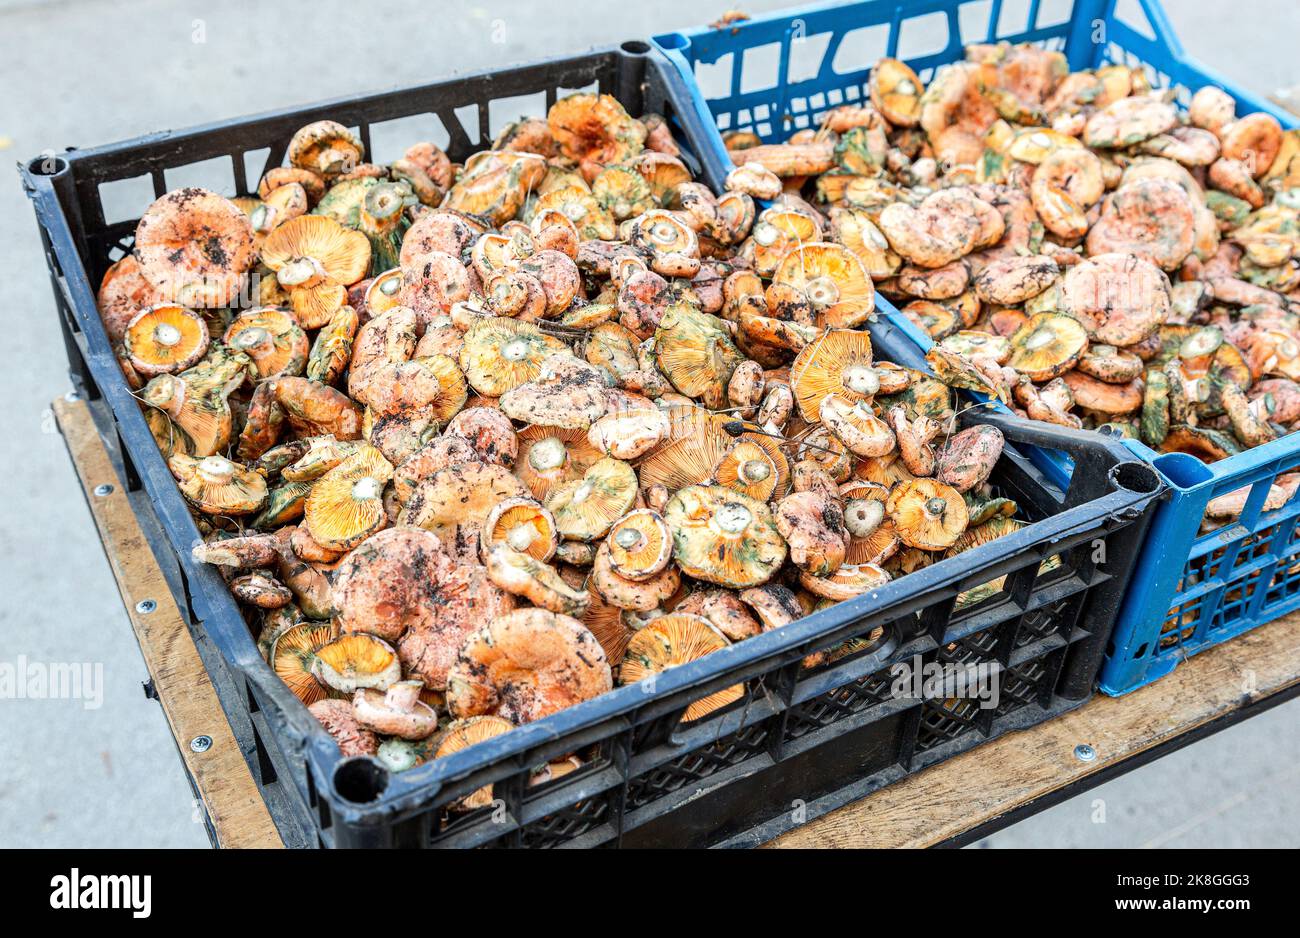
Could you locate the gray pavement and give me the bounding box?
[1,0,1296,848]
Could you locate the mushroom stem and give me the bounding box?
[385,680,424,712]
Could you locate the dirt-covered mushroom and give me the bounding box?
[133,188,255,308]
[674,589,762,642]
[230,572,292,609]
[589,539,681,611]
[191,532,280,569]
[500,355,609,430]
[587,393,670,459]
[935,425,1005,492]
[445,608,612,724]
[333,527,513,691]
[399,461,530,556]
[775,490,849,577]
[309,699,378,757]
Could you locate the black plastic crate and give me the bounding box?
[24,46,1164,848]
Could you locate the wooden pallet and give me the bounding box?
[56,396,1300,849]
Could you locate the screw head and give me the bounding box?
[64,390,81,402]
[93,483,114,497]
[135,599,157,614]
[1074,743,1097,762]
[190,735,213,753]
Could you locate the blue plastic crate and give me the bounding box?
[653,0,1300,695]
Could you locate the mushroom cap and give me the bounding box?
[97,255,163,344]
[776,490,849,577]
[870,57,924,126]
[790,329,877,422]
[311,633,402,693]
[270,620,341,705]
[1007,312,1089,381]
[444,406,518,469]
[332,526,449,638]
[458,317,568,398]
[481,497,558,562]
[548,93,646,172]
[674,589,762,642]
[799,562,891,601]
[935,425,1005,493]
[886,478,969,551]
[223,307,309,378]
[288,120,365,178]
[712,438,787,502]
[636,406,735,494]
[587,398,670,460]
[516,426,602,501]
[589,539,681,611]
[303,443,394,550]
[1062,253,1171,345]
[133,188,255,308]
[545,457,638,542]
[605,509,673,581]
[399,461,530,550]
[395,548,517,685]
[664,484,786,588]
[618,614,741,721]
[124,304,210,376]
[738,583,805,630]
[772,242,876,329]
[500,355,610,430]
[309,699,378,758]
[169,453,267,515]
[353,681,439,740]
[819,393,898,458]
[654,306,745,409]
[262,215,372,328]
[445,608,612,724]
[433,716,516,810]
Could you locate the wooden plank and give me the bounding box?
[767,608,1300,848]
[54,397,283,850]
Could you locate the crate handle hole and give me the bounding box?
[27,155,69,178]
[621,40,651,55]
[1109,461,1161,496]
[333,757,390,804]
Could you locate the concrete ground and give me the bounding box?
[1,0,1296,849]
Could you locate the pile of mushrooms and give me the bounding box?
[718,44,1300,530]
[104,94,1030,794]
